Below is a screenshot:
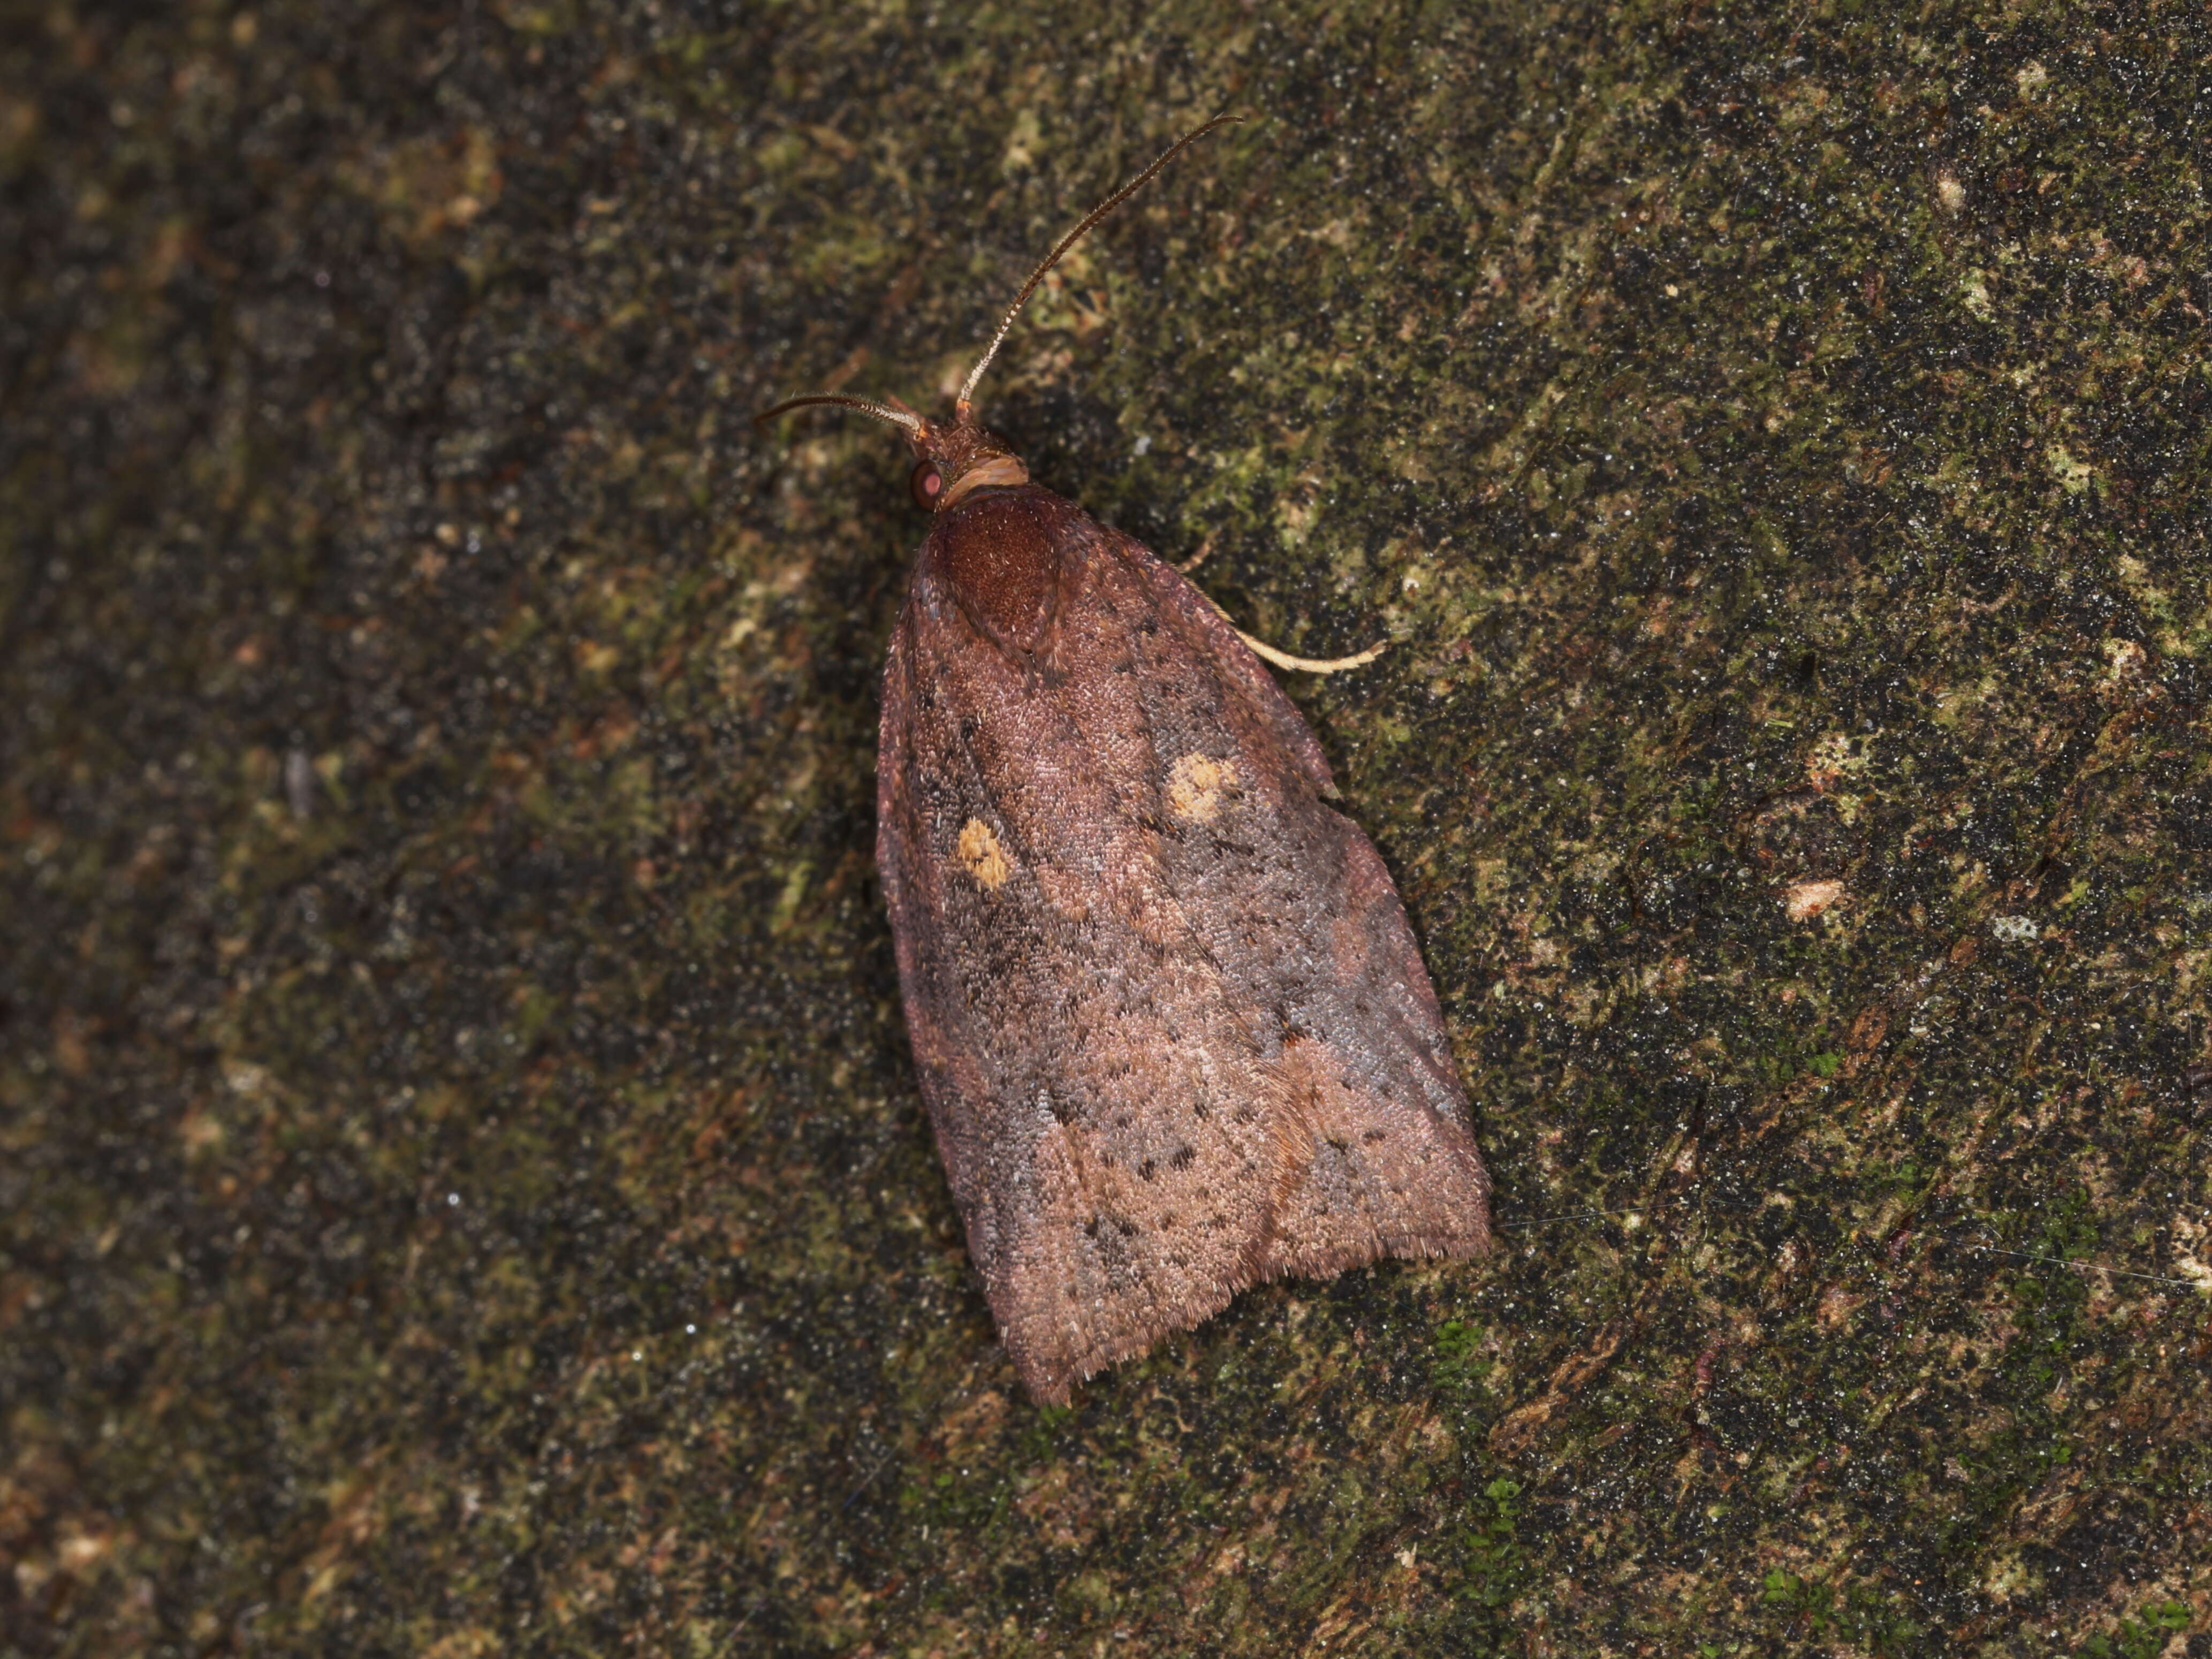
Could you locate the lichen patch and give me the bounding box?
[1783,878,1847,922]
[957,817,1012,891]
[1166,753,1238,823]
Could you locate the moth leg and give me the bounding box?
[1194,590,1387,675]
[1234,628,1388,675]
[1174,536,1215,574]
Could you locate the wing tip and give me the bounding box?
[1000,1209,1496,1406]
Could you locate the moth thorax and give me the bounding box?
[937,489,1069,654]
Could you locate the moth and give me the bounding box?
[762,116,1492,1405]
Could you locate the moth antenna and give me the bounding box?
[754,392,925,436]
[954,111,1243,420]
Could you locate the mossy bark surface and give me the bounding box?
[4,3,2209,1655]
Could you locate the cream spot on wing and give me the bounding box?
[1166,752,1238,823]
[956,817,1012,891]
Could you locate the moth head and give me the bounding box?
[904,414,1028,513]
[755,112,1241,514]
[748,392,1029,515]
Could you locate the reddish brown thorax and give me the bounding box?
[930,486,1080,657]
[898,407,1055,655]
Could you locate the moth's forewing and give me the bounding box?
[877,486,1491,1405]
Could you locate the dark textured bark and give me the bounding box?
[3,2,2208,1655]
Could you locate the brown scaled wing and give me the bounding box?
[876,484,1492,1405]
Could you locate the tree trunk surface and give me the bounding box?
[3,3,2207,1654]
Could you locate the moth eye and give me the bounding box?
[910,461,946,510]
